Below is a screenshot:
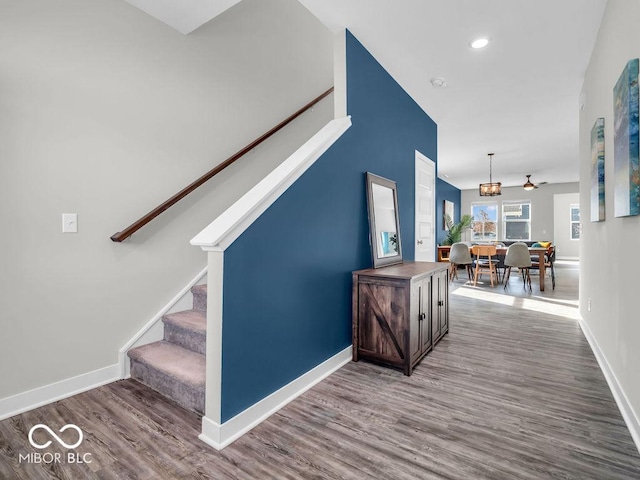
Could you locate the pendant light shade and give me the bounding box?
[479,153,502,196]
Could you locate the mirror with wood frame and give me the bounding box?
[366,172,403,268]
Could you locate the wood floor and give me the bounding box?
[2,261,640,479]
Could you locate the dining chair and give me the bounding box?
[449,242,473,282]
[471,244,499,286]
[494,242,506,283]
[530,243,556,289]
[503,242,532,291]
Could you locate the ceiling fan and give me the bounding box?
[523,174,547,190]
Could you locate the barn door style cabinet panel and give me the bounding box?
[352,261,450,375]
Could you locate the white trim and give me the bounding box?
[190,117,352,251]
[118,267,208,378]
[579,318,640,453]
[204,251,224,424]
[199,346,352,450]
[0,364,120,421]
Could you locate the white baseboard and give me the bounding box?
[0,364,120,421]
[199,346,352,450]
[118,267,207,378]
[579,318,640,453]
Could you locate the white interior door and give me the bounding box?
[415,151,435,262]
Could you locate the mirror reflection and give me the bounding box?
[371,183,398,257]
[366,172,403,268]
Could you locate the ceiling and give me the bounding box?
[123,0,242,35]
[125,0,608,191]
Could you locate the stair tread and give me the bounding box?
[191,284,207,313]
[162,310,206,334]
[128,341,205,387]
[191,284,207,296]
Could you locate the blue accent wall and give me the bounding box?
[220,31,437,421]
[435,178,462,245]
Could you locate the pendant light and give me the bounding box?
[479,153,502,196]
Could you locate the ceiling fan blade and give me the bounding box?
[538,181,548,185]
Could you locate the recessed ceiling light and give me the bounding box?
[470,37,490,49]
[430,77,447,88]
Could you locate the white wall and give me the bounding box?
[579,0,640,440]
[553,193,580,259]
[0,0,333,399]
[461,183,579,242]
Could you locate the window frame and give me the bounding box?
[471,202,499,241]
[501,200,532,241]
[570,204,580,240]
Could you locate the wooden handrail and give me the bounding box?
[111,87,334,242]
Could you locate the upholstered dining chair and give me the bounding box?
[504,242,532,291]
[471,244,499,286]
[449,242,474,282]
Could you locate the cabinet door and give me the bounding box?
[432,270,448,342]
[439,270,449,334]
[419,277,432,354]
[410,280,422,363]
[358,281,407,362]
[432,273,441,342]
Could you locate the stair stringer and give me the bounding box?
[118,267,207,379]
[191,116,352,449]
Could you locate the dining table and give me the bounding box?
[437,245,553,291]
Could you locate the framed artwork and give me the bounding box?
[613,58,640,217]
[590,118,605,221]
[443,200,454,230]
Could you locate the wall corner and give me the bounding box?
[334,29,347,118]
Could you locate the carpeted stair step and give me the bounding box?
[163,310,206,355]
[192,284,207,313]
[128,341,205,414]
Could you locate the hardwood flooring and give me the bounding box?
[1,261,639,479]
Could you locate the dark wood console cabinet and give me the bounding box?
[352,261,449,375]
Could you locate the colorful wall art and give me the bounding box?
[590,117,605,221]
[613,58,640,217]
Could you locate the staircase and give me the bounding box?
[127,284,207,414]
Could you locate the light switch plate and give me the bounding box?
[62,213,78,233]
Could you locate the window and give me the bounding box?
[471,202,498,241]
[570,204,580,240]
[502,201,531,241]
